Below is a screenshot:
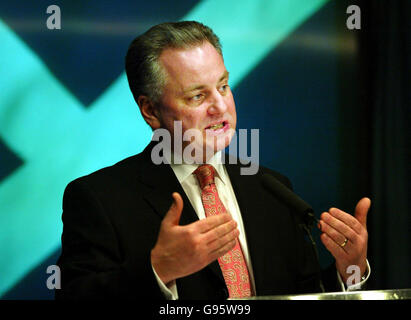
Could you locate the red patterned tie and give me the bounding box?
[194,164,251,298]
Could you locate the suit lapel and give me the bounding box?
[136,141,197,224]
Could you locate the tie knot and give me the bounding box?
[194,164,216,190]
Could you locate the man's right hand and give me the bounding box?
[150,192,239,286]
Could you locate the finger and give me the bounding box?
[320,233,347,260]
[318,219,351,251]
[209,238,237,261]
[320,212,357,242]
[201,219,238,244]
[196,213,233,234]
[328,208,363,235]
[207,228,240,253]
[354,197,371,229]
[162,192,184,226]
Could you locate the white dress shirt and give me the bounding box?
[151,151,370,299]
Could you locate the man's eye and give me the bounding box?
[219,84,229,93]
[190,94,203,102]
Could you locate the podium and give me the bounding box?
[241,288,411,300]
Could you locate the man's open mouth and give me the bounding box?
[206,121,228,131]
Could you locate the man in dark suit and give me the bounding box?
[56,21,370,300]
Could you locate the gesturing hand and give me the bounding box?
[150,192,239,285]
[318,197,371,284]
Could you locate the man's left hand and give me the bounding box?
[318,197,371,283]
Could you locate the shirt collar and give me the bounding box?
[170,151,226,185]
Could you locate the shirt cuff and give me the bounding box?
[337,259,371,292]
[151,264,179,300]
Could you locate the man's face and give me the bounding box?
[155,41,237,160]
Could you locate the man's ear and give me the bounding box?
[137,95,161,130]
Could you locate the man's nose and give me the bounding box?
[207,90,227,115]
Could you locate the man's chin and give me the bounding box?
[177,141,228,164]
[206,133,233,152]
[174,128,235,164]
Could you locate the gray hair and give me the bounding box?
[125,21,223,105]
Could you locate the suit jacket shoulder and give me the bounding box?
[57,145,171,300]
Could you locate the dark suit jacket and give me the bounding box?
[56,142,340,300]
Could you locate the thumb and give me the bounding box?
[163,192,184,226]
[355,197,371,229]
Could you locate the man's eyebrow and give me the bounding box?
[219,71,229,82]
[183,71,230,93]
[183,84,205,94]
